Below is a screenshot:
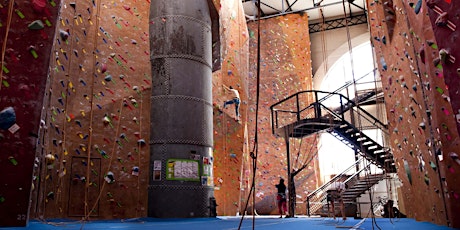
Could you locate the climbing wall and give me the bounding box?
[30,0,151,219]
[246,13,321,215]
[368,0,460,227]
[426,1,460,226]
[212,0,251,216]
[0,0,60,227]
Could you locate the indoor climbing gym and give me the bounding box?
[0,0,459,229]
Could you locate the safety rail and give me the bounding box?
[315,68,378,103]
[305,157,363,215]
[270,90,387,136]
[306,157,376,216]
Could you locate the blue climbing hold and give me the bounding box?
[0,107,16,130]
[380,57,388,71]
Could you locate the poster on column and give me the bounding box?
[166,159,200,181]
[153,160,162,181]
[202,156,213,186]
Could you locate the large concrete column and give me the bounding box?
[148,0,214,218]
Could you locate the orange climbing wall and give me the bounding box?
[212,0,250,216]
[246,13,321,215]
[30,0,151,219]
[368,0,459,227]
[0,0,60,227]
[213,10,321,216]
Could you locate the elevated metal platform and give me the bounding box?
[270,90,395,172]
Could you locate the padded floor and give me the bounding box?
[1,216,454,230]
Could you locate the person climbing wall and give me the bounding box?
[223,85,240,120]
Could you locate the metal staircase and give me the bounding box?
[305,158,386,216]
[270,88,395,217]
[270,90,395,172]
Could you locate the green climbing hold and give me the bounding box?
[429,161,437,171]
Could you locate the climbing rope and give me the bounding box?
[0,0,15,92]
[83,99,124,221]
[84,0,103,220]
[55,1,79,211]
[340,2,384,229]
[238,0,262,229]
[398,0,450,225]
[135,90,144,217]
[319,7,329,77]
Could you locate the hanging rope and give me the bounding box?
[398,0,450,225]
[340,2,383,228]
[319,7,329,77]
[238,0,261,229]
[82,99,124,222]
[0,0,15,92]
[84,0,103,220]
[135,92,144,217]
[292,134,319,177]
[55,2,80,211]
[235,0,247,216]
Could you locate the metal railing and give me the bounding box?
[270,90,387,135]
[306,157,375,216]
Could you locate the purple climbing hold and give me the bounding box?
[0,107,16,130]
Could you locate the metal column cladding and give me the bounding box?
[148,0,214,218]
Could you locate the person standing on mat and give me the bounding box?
[326,181,346,220]
[223,85,240,120]
[275,178,288,218]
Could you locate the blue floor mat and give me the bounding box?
[0,216,455,230]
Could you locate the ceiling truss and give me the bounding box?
[309,13,367,33]
[242,0,367,26]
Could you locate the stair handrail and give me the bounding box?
[306,158,380,216]
[269,66,378,120]
[342,160,373,188]
[307,157,364,199]
[306,157,364,216]
[314,97,388,137]
[317,68,378,103]
[270,90,387,135]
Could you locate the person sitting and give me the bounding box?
[382,199,406,218]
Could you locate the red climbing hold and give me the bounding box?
[32,0,46,13]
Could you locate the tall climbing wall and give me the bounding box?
[0,0,60,227]
[212,0,251,216]
[30,0,151,219]
[247,13,321,215]
[368,0,459,227]
[426,1,460,226]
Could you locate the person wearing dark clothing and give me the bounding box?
[275,178,287,218]
[383,200,407,218]
[326,181,346,220]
